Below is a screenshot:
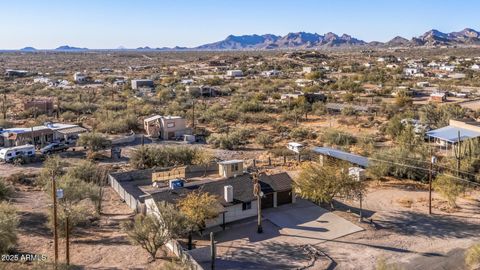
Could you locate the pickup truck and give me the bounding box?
[40,142,69,155]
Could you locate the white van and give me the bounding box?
[0,144,36,162]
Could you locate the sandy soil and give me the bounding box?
[9,185,172,269]
[318,181,480,270]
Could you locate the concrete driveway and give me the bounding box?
[191,199,363,269]
[263,199,364,245]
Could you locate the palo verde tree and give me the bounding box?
[433,174,466,208]
[294,161,365,209]
[122,203,190,261]
[177,191,222,249]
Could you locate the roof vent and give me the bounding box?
[224,185,233,203]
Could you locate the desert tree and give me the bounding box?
[433,174,465,208]
[294,161,365,209]
[255,132,274,149]
[122,203,190,261]
[178,191,222,249]
[194,149,215,176]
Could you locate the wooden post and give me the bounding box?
[65,214,70,265]
[210,232,215,270]
[268,156,271,166]
[52,177,58,265]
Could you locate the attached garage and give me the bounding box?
[261,193,274,209]
[277,190,292,206]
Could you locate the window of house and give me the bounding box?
[242,201,252,211]
[167,122,175,128]
[233,163,239,171]
[6,153,12,157]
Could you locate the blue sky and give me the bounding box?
[1,0,479,49]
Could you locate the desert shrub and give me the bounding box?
[0,179,13,201]
[60,111,77,122]
[368,147,428,181]
[130,146,198,169]
[322,130,357,146]
[465,243,480,270]
[0,202,19,253]
[289,127,315,140]
[433,174,466,208]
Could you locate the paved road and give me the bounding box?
[401,248,467,270]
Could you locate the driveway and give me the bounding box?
[191,199,363,270]
[263,199,364,245]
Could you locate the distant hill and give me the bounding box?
[195,32,365,50]
[55,45,89,51]
[20,46,37,51]
[10,28,480,51]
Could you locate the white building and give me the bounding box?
[404,68,419,76]
[73,72,88,84]
[131,79,154,90]
[226,70,243,77]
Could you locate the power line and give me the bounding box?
[368,157,480,187]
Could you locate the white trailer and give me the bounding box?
[0,144,35,162]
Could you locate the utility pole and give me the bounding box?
[52,177,59,265]
[65,213,70,265]
[429,155,437,215]
[252,171,263,233]
[210,232,215,270]
[192,99,196,130]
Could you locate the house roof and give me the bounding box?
[144,115,162,123]
[426,126,480,143]
[312,147,369,168]
[149,172,293,207]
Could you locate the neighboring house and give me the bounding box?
[143,115,187,140]
[439,65,455,72]
[302,67,314,73]
[426,119,480,148]
[73,72,88,84]
[430,92,447,103]
[295,79,314,87]
[23,99,54,114]
[404,68,419,76]
[131,79,154,90]
[471,64,480,71]
[226,70,243,77]
[5,69,29,78]
[261,70,281,77]
[0,122,86,147]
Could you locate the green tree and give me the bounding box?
[77,133,111,152]
[294,161,365,208]
[256,133,274,149]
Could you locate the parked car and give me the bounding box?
[0,145,36,163]
[40,142,69,155]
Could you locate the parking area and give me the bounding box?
[190,199,363,269]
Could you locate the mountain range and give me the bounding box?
[13,28,480,51]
